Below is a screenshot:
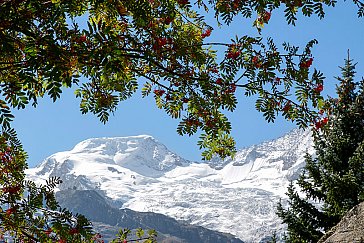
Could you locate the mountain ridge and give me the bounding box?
[56,189,243,243]
[26,128,314,242]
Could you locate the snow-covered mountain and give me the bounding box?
[26,129,314,242]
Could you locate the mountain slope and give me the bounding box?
[56,190,243,243]
[26,129,313,242]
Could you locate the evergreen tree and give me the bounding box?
[277,56,364,242]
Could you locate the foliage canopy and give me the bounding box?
[3,0,356,159]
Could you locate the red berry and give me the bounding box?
[177,0,189,5]
[45,228,52,236]
[252,56,260,66]
[283,103,291,112]
[322,117,329,125]
[232,0,240,9]
[156,37,167,46]
[153,89,165,96]
[263,11,271,22]
[216,78,223,85]
[211,68,219,73]
[233,51,241,59]
[227,51,240,59]
[229,84,236,93]
[164,16,173,25]
[201,28,212,38]
[300,58,313,69]
[79,35,87,42]
[315,120,322,130]
[6,207,16,216]
[315,117,328,129]
[314,83,323,93]
[2,185,21,194]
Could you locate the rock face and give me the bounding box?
[318,202,364,243]
[56,190,243,243]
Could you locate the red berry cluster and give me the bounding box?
[0,148,13,163]
[227,83,236,93]
[262,11,271,22]
[163,16,173,25]
[186,118,200,126]
[232,0,240,10]
[177,0,189,6]
[75,35,87,44]
[283,102,291,112]
[215,78,223,85]
[156,37,168,47]
[226,51,241,59]
[153,89,165,96]
[2,185,21,194]
[315,117,328,130]
[280,0,303,7]
[252,56,262,68]
[152,37,173,52]
[6,207,17,216]
[210,67,219,73]
[201,28,212,38]
[256,10,271,25]
[165,94,171,101]
[44,228,52,236]
[314,83,323,93]
[300,58,313,69]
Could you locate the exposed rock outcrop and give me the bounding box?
[318,202,364,243]
[56,190,243,243]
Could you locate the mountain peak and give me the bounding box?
[28,135,190,181]
[72,135,157,153]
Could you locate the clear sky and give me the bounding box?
[12,2,364,168]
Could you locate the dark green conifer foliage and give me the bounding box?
[277,56,364,242]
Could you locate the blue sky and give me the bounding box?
[13,2,364,167]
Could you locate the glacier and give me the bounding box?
[26,128,314,242]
